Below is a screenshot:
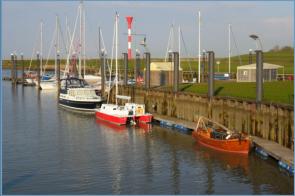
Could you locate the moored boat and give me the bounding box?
[59,77,104,112]
[95,12,152,125]
[95,96,152,125]
[192,116,251,154]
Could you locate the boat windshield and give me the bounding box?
[61,78,87,88]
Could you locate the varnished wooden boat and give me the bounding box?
[192,117,251,154]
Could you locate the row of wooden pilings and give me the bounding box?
[10,53,62,95]
[118,50,264,105]
[110,50,292,150]
[113,86,294,150]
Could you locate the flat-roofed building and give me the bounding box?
[144,62,183,86]
[237,63,283,82]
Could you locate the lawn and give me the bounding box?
[178,80,294,105]
[2,47,294,74]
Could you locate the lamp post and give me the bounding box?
[216,61,220,73]
[249,34,263,51]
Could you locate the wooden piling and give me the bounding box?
[123,53,128,86]
[57,53,61,96]
[21,53,25,85]
[10,54,15,84]
[14,54,18,84]
[100,52,105,95]
[173,52,179,93]
[145,52,151,89]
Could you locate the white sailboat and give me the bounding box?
[59,2,104,111]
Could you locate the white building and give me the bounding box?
[237,63,283,82]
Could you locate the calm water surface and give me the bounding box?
[2,78,294,194]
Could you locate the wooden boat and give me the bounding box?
[192,116,251,154]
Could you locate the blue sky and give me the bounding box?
[2,1,294,59]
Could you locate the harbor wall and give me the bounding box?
[112,85,294,150]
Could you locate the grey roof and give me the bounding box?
[237,63,283,70]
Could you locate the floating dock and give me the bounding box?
[153,113,196,130]
[152,113,294,174]
[252,136,294,171]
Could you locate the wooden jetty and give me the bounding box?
[152,113,294,173]
[153,113,197,130]
[252,136,294,166]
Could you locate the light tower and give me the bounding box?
[126,16,133,59]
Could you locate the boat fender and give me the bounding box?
[226,134,231,140]
[278,161,294,175]
[255,147,268,157]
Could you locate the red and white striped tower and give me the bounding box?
[126,16,133,59]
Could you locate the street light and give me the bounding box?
[249,34,263,51]
[216,61,220,72]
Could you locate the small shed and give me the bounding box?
[237,63,283,82]
[144,62,183,86]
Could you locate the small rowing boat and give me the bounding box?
[192,116,251,154]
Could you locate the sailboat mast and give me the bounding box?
[55,15,58,77]
[40,20,43,76]
[98,26,101,57]
[79,2,82,78]
[198,11,201,83]
[228,24,231,74]
[178,26,181,67]
[115,12,119,105]
[83,4,86,77]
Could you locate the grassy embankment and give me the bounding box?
[2,48,294,104]
[160,47,294,105]
[177,81,294,105]
[2,47,294,74]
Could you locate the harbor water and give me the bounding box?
[2,76,294,194]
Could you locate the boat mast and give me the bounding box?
[178,25,181,67]
[40,20,43,76]
[79,1,82,78]
[55,15,58,77]
[115,12,119,105]
[228,24,231,74]
[83,3,86,77]
[98,26,101,58]
[198,11,201,83]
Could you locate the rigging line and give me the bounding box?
[164,25,173,62]
[43,26,57,74]
[230,27,242,66]
[57,16,68,55]
[99,28,112,80]
[180,29,193,73]
[107,17,116,104]
[28,27,40,72]
[64,5,80,77]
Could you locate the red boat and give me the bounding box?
[95,101,152,126]
[192,117,251,154]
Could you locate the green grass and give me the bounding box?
[177,80,294,105]
[2,47,294,74]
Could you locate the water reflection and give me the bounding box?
[195,142,249,174]
[3,81,294,195]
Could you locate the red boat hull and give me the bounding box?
[136,114,153,123]
[95,111,128,125]
[192,130,250,154]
